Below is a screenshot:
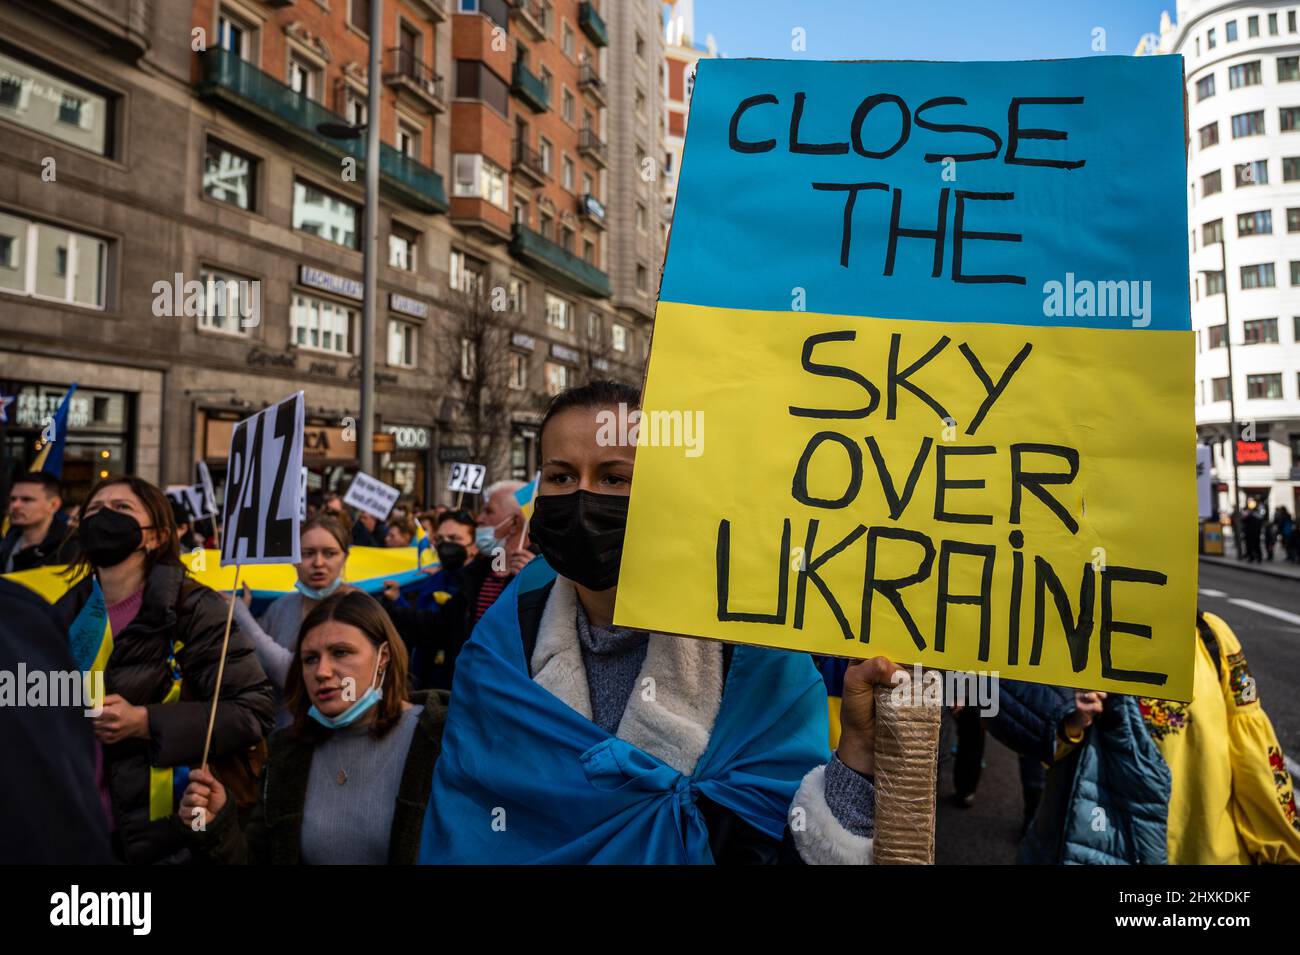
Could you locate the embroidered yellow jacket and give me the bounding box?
[1140,612,1300,865]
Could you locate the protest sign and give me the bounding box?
[220,392,305,566]
[299,467,308,522]
[197,460,218,517]
[345,471,401,521]
[615,56,1197,700]
[447,462,486,494]
[165,484,215,521]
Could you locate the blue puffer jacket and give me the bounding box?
[989,681,1172,865]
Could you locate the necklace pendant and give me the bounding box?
[336,769,348,785]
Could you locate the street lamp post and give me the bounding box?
[317,0,382,475]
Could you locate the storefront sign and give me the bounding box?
[390,293,429,319]
[246,347,296,368]
[387,425,432,450]
[438,445,470,463]
[550,343,581,364]
[299,265,364,301]
[512,333,536,351]
[1235,440,1270,466]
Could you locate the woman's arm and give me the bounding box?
[232,597,294,689]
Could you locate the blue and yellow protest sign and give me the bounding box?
[615,56,1197,700]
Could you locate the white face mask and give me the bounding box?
[308,643,387,730]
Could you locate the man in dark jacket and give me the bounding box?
[54,562,275,864]
[0,578,115,863]
[0,472,71,572]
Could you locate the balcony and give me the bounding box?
[511,223,611,298]
[512,61,549,113]
[579,193,606,230]
[509,0,545,39]
[578,127,607,168]
[384,48,446,112]
[579,3,608,48]
[578,63,607,106]
[196,48,447,213]
[513,139,548,186]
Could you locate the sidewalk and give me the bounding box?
[1199,552,1300,582]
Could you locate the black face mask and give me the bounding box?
[79,508,144,568]
[529,490,629,592]
[435,540,469,571]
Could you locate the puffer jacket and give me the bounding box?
[55,562,275,864]
[991,681,1171,864]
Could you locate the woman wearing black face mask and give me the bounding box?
[54,476,275,864]
[418,381,900,865]
[378,509,481,690]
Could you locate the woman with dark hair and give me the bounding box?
[418,381,898,864]
[54,475,275,864]
[180,590,446,864]
[227,515,353,724]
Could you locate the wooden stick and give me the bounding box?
[200,564,242,771]
[456,489,464,510]
[871,671,942,864]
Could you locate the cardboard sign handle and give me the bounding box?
[200,564,242,772]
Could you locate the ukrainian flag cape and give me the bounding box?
[417,558,830,864]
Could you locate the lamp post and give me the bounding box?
[317,0,382,475]
[1199,237,1243,519]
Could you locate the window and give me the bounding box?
[635,263,648,292]
[197,268,255,335]
[293,181,358,249]
[1238,210,1272,236]
[562,21,574,57]
[291,293,354,354]
[0,211,106,308]
[1241,263,1276,288]
[346,90,368,126]
[545,361,569,396]
[562,87,575,123]
[509,352,527,390]
[203,139,256,210]
[0,51,111,155]
[1229,61,1262,88]
[635,88,647,117]
[1196,75,1216,101]
[1244,318,1279,344]
[1203,219,1224,244]
[455,60,510,115]
[611,324,626,352]
[1226,20,1238,42]
[460,338,477,380]
[1212,377,1231,401]
[1232,110,1266,137]
[1292,10,1298,33]
[449,250,484,295]
[217,9,253,60]
[540,66,553,100]
[1286,156,1300,181]
[636,202,647,232]
[1208,324,1228,349]
[397,121,420,158]
[1202,169,1223,196]
[1289,208,1300,233]
[350,0,371,32]
[1235,160,1268,185]
[562,155,575,191]
[458,0,509,30]
[1283,107,1300,132]
[1199,122,1219,149]
[389,224,418,271]
[387,319,417,367]
[508,277,527,313]
[1206,270,1226,295]
[1293,261,1300,285]
[545,292,570,330]
[538,137,553,174]
[1295,316,1300,341]
[288,55,320,101]
[1249,14,1260,37]
[582,172,594,197]
[1282,56,1300,82]
[1247,373,1283,399]
[587,312,601,339]
[583,239,594,264]
[1271,13,1280,35]
[559,225,574,253]
[538,211,553,239]
[1208,28,1217,49]
[452,154,509,210]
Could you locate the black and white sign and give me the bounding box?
[344,471,401,521]
[299,467,308,521]
[166,484,216,522]
[299,265,363,301]
[221,392,306,566]
[196,460,218,519]
[447,462,486,494]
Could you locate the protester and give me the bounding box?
[418,381,898,864]
[471,479,535,623]
[181,591,446,864]
[228,515,352,725]
[990,611,1300,864]
[63,502,81,530]
[384,515,416,548]
[170,496,202,552]
[0,471,70,572]
[1242,499,1264,563]
[53,475,274,864]
[381,508,478,689]
[0,577,114,863]
[1272,506,1295,563]
[352,510,387,548]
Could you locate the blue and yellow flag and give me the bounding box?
[414,521,433,568]
[31,383,77,477]
[514,471,539,520]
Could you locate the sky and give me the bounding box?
[688,0,1173,62]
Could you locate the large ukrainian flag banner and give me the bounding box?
[615,56,1197,701]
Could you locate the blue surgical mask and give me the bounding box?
[474,524,500,554]
[308,644,387,730]
[295,576,343,601]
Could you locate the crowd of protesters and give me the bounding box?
[1229,500,1300,564]
[2,381,1299,865]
